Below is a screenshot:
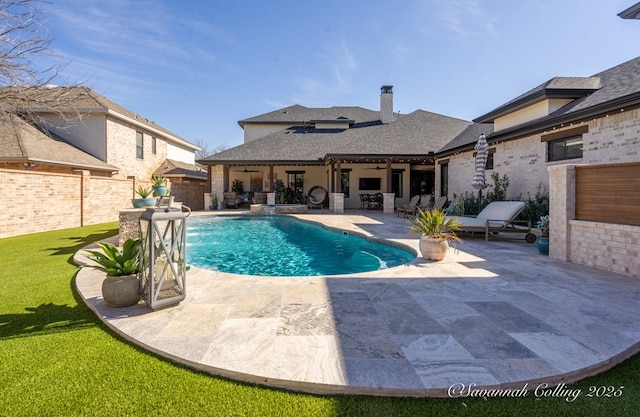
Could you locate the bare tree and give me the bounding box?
[0,0,83,124]
[194,138,227,164]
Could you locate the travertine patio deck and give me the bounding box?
[74,211,640,397]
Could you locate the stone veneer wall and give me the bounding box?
[439,134,549,200]
[548,108,640,279]
[0,168,136,238]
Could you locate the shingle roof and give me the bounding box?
[4,86,197,150]
[437,123,494,154]
[153,159,207,180]
[0,112,119,171]
[201,109,470,164]
[238,105,382,127]
[474,77,602,122]
[440,56,640,155]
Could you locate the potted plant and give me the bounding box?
[151,176,168,197]
[83,239,141,306]
[210,193,219,210]
[409,208,462,261]
[132,187,156,208]
[536,215,549,255]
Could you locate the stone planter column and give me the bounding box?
[548,164,576,261]
[331,193,344,213]
[383,193,395,214]
[267,193,276,205]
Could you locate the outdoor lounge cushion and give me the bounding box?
[449,201,526,229]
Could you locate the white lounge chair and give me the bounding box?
[448,201,536,242]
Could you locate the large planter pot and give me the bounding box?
[132,197,156,208]
[102,274,140,307]
[419,236,450,261]
[537,236,549,255]
[152,185,168,197]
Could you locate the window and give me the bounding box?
[548,136,583,161]
[392,170,403,198]
[136,132,144,159]
[152,136,157,154]
[341,170,350,198]
[440,162,449,197]
[542,125,587,162]
[486,151,494,170]
[287,172,304,195]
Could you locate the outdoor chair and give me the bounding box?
[448,201,536,242]
[397,195,420,217]
[418,194,432,210]
[307,186,327,209]
[223,192,240,209]
[432,196,448,211]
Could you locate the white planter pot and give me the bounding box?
[418,236,450,261]
[102,274,140,307]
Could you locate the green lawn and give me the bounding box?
[1,222,638,416]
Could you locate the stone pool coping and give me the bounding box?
[74,211,640,397]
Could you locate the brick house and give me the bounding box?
[0,87,204,238]
[435,56,640,278]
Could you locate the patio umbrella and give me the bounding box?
[471,133,489,196]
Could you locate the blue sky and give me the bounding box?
[43,0,639,151]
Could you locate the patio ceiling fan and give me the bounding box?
[234,165,259,173]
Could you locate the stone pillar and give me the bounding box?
[267,193,276,205]
[383,193,395,214]
[118,209,144,246]
[204,192,211,210]
[548,164,576,261]
[332,193,344,213]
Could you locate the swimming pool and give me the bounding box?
[186,215,415,276]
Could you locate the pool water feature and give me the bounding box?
[187,216,415,276]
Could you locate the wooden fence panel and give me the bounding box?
[575,162,640,226]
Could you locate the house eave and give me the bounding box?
[473,88,599,123]
[619,2,640,19]
[439,93,640,158]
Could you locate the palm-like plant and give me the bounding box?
[136,187,152,198]
[409,208,462,244]
[83,239,140,276]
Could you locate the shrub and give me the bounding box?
[518,182,549,223]
[485,172,510,203]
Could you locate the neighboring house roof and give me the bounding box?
[153,159,207,180]
[201,109,470,165]
[238,104,383,127]
[619,2,640,19]
[0,112,119,172]
[9,86,199,151]
[440,56,640,156]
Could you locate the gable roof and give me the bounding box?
[7,86,198,151]
[201,109,470,165]
[0,112,119,172]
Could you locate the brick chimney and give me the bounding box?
[380,85,394,124]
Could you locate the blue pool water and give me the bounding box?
[186,216,415,276]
